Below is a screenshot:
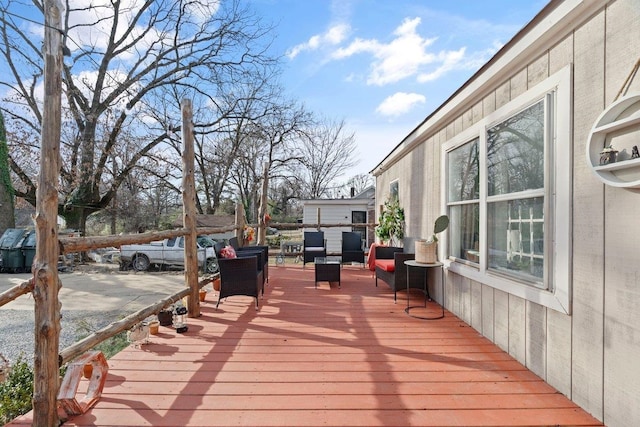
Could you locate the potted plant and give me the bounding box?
[375,199,405,246]
[415,215,449,263]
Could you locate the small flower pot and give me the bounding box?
[212,278,221,292]
[83,363,93,379]
[199,289,207,302]
[148,320,160,335]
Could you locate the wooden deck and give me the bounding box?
[10,264,602,426]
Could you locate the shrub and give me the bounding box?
[0,355,33,424]
[0,329,129,424]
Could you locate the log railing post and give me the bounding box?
[235,202,244,244]
[33,1,64,424]
[181,99,199,318]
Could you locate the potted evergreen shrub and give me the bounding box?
[375,199,405,247]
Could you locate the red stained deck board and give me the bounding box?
[8,265,603,426]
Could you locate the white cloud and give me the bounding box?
[417,47,466,82]
[330,17,444,86]
[287,23,351,59]
[376,92,426,117]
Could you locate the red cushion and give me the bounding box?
[375,259,395,272]
[219,245,237,259]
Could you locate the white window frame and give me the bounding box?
[442,65,572,314]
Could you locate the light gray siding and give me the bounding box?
[372,1,640,425]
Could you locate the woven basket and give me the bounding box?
[415,240,437,264]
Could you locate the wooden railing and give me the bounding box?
[0,220,379,366]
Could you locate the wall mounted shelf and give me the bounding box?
[587,93,640,188]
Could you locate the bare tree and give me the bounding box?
[293,117,358,199]
[326,173,374,199]
[0,0,276,234]
[218,95,312,223]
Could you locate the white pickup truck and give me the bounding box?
[119,235,219,273]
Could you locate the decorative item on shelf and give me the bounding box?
[375,199,405,246]
[415,215,450,264]
[173,304,188,333]
[599,145,618,165]
[632,145,640,159]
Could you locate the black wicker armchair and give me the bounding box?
[303,231,326,266]
[216,256,262,309]
[341,231,365,265]
[229,237,269,285]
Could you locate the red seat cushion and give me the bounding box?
[375,259,395,273]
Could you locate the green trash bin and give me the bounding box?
[0,228,27,273]
[22,230,37,272]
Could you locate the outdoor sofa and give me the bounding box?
[374,246,427,302]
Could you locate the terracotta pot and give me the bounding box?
[199,290,207,302]
[212,278,221,292]
[83,363,93,379]
[148,320,160,335]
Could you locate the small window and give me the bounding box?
[389,180,399,202]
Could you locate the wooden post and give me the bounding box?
[257,163,269,245]
[235,202,244,244]
[33,1,63,425]
[316,208,321,230]
[181,99,199,317]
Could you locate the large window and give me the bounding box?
[486,101,546,286]
[443,67,571,313]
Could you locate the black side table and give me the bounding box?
[314,257,341,288]
[404,260,444,320]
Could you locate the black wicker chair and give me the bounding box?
[341,231,365,265]
[229,237,269,285]
[303,231,326,266]
[374,246,427,302]
[216,256,262,309]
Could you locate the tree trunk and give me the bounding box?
[0,111,15,233]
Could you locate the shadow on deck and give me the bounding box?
[10,264,602,426]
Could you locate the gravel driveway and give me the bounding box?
[0,264,186,366]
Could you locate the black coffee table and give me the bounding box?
[314,257,341,288]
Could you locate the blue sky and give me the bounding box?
[252,0,547,177]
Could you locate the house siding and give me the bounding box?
[372,1,640,425]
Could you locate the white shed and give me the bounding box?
[302,188,374,254]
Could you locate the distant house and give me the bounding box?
[302,187,375,253]
[371,1,640,426]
